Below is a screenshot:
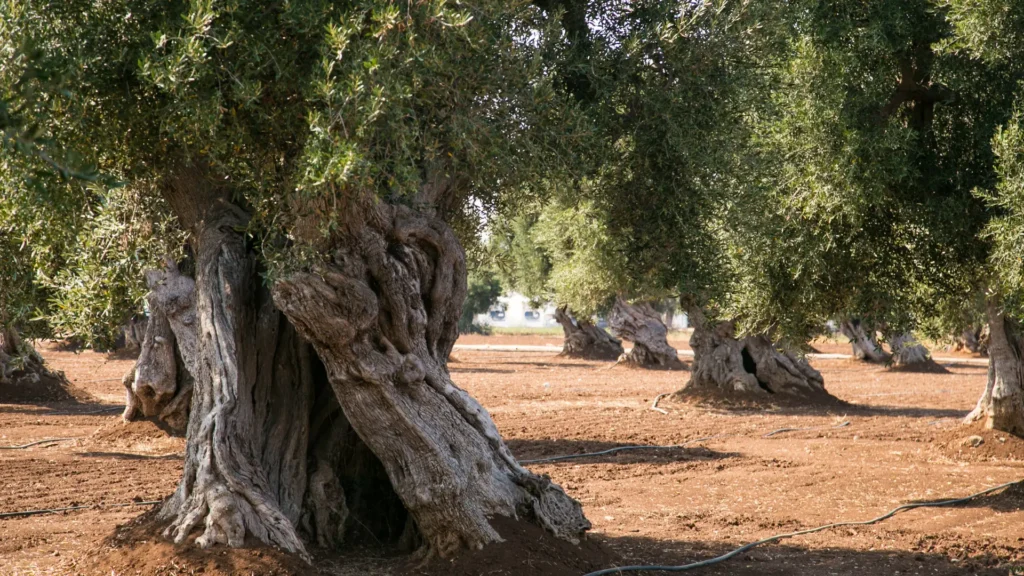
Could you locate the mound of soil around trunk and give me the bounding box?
[936,423,1024,462]
[0,371,90,403]
[89,511,617,576]
[672,385,847,410]
[91,419,185,443]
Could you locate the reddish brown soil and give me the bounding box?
[1,339,1021,575]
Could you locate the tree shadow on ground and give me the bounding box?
[592,534,1018,576]
[946,480,1024,513]
[683,399,970,421]
[0,400,123,416]
[508,438,738,466]
[447,366,517,374]
[76,451,182,461]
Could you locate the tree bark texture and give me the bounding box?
[608,297,683,369]
[680,308,826,398]
[554,306,623,361]
[966,306,1024,436]
[839,319,889,362]
[272,202,590,558]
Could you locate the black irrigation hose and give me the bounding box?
[0,437,78,450]
[0,500,162,519]
[582,478,1024,576]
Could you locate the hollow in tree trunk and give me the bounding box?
[885,331,932,367]
[554,305,623,361]
[272,202,590,557]
[965,306,1024,436]
[679,307,827,399]
[608,297,683,369]
[839,319,889,362]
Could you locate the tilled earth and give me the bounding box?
[1,340,1022,575]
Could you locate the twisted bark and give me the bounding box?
[272,202,590,557]
[839,319,889,363]
[680,308,826,399]
[554,306,623,361]
[966,306,1024,436]
[608,297,683,369]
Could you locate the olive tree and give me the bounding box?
[10,0,589,562]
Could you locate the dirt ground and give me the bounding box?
[1,339,1021,575]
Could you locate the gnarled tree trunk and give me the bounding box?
[608,297,683,369]
[272,202,590,557]
[839,319,889,362]
[965,306,1024,436]
[886,331,932,367]
[554,306,623,361]
[152,170,588,562]
[121,269,195,432]
[679,307,827,399]
[0,325,59,387]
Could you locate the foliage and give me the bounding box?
[0,0,582,345]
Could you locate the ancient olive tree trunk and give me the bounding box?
[839,319,889,362]
[122,273,194,431]
[957,325,990,356]
[0,325,58,386]
[679,307,827,399]
[608,297,683,369]
[885,331,932,367]
[273,203,590,557]
[554,305,623,361]
[966,307,1024,436]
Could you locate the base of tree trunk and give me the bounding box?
[149,195,588,563]
[840,319,889,363]
[888,332,930,366]
[554,306,623,361]
[678,312,829,402]
[965,307,1024,437]
[273,202,590,558]
[609,298,683,369]
[0,329,77,402]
